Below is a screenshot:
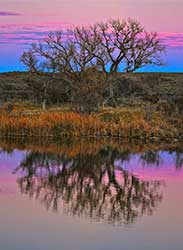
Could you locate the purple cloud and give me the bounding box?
[0,11,22,16]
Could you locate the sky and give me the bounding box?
[0,0,183,72]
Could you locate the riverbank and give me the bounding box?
[0,106,182,142]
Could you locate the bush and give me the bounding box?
[156,99,176,115]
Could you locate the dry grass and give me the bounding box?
[0,104,182,141]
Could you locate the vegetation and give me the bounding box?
[0,72,182,112]
[0,104,182,141]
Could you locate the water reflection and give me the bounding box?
[140,150,183,169]
[140,151,162,166]
[175,151,183,169]
[0,140,183,250]
[13,150,164,224]
[0,140,182,225]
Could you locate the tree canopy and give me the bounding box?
[21,19,165,74]
[20,19,165,110]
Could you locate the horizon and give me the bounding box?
[0,0,183,72]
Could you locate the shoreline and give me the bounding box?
[0,136,182,154]
[0,134,182,143]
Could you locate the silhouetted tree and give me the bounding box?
[20,19,165,109]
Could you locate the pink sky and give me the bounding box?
[0,0,183,72]
[0,0,182,32]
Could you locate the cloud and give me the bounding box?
[0,11,22,16]
[0,24,183,49]
[158,33,183,48]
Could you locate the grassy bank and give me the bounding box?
[0,105,182,142]
[0,72,182,141]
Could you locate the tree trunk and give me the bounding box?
[42,99,47,111]
[109,84,118,107]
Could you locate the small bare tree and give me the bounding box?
[20,48,59,110]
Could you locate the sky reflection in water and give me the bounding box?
[0,141,183,249]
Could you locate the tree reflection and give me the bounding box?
[14,148,163,224]
[140,150,161,166]
[175,151,183,169]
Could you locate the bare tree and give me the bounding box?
[20,48,63,110]
[20,50,47,110]
[20,19,165,109]
[20,50,38,73]
[72,19,165,105]
[72,19,165,73]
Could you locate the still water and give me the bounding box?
[0,139,183,250]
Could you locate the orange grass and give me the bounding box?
[0,110,182,140]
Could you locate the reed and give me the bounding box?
[0,108,182,141]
